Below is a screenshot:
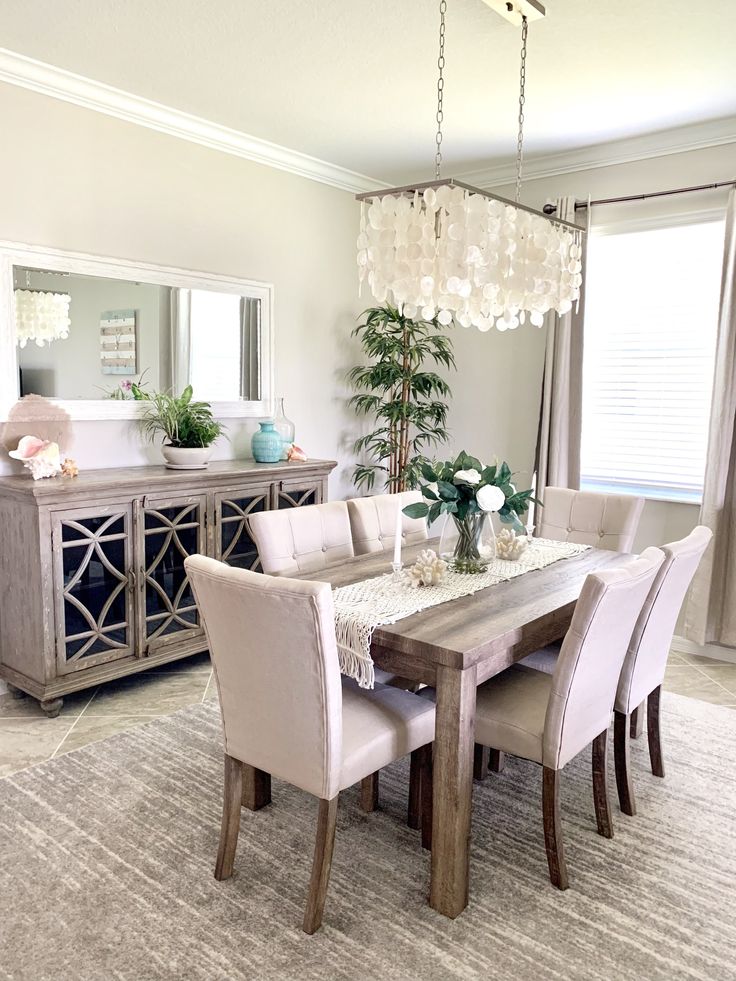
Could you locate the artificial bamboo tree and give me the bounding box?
[349,304,455,493]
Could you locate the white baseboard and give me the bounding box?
[671,636,736,664]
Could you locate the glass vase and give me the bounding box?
[439,512,496,574]
[272,397,295,461]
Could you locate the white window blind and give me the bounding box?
[580,218,724,504]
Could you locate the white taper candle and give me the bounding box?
[393,500,403,566]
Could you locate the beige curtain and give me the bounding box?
[534,196,590,502]
[239,297,261,401]
[170,288,192,393]
[685,189,736,647]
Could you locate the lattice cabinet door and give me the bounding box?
[273,476,325,510]
[51,504,136,674]
[214,483,271,571]
[138,494,207,654]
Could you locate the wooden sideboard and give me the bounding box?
[0,458,336,716]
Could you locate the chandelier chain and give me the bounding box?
[435,0,447,179]
[515,14,528,203]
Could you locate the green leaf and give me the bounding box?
[437,479,460,500]
[403,502,429,519]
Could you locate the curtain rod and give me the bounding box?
[541,179,736,215]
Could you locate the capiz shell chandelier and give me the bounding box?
[356,0,584,333]
[14,289,71,348]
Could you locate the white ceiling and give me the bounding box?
[1,0,735,184]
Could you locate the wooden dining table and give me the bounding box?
[299,539,627,919]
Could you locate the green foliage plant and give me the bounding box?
[349,304,455,493]
[135,384,225,449]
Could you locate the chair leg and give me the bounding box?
[473,743,490,782]
[360,772,379,812]
[408,751,421,829]
[215,754,243,881]
[303,795,339,935]
[542,767,568,890]
[647,685,665,778]
[418,743,433,851]
[630,702,645,739]
[614,711,636,816]
[242,765,271,810]
[489,749,506,774]
[592,729,614,838]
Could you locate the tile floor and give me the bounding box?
[1,650,735,779]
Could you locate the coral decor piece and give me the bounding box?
[287,444,308,462]
[8,435,63,480]
[61,458,79,478]
[495,527,529,561]
[408,549,448,588]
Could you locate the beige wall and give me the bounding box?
[0,83,364,498]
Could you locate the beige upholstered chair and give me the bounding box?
[517,487,645,680]
[613,526,712,816]
[347,491,428,556]
[185,555,435,934]
[247,500,354,576]
[537,487,645,552]
[467,548,664,889]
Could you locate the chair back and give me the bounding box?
[347,491,428,556]
[543,547,664,768]
[616,526,713,714]
[185,555,343,800]
[537,487,644,552]
[248,501,354,576]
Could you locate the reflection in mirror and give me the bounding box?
[13,267,262,402]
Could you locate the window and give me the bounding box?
[580,218,725,504]
[189,289,244,401]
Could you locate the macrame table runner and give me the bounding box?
[333,539,590,688]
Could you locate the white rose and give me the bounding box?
[476,484,506,513]
[454,468,481,485]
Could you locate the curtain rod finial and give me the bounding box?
[542,202,557,215]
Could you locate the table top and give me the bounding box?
[301,539,628,673]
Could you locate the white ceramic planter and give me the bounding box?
[160,445,213,470]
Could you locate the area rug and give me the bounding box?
[1,693,734,981]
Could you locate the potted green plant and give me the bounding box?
[135,384,225,469]
[349,304,455,492]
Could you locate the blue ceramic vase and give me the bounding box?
[251,421,283,463]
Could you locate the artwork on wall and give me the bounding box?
[100,309,137,374]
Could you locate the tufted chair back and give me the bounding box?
[537,487,644,553]
[248,501,354,576]
[347,491,428,556]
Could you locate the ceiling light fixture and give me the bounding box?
[14,289,71,348]
[356,0,583,333]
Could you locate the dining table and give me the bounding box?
[298,538,628,919]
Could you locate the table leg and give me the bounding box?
[430,663,477,918]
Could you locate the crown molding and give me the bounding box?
[1,47,733,197]
[0,47,390,195]
[456,116,736,189]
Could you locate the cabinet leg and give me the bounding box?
[40,697,64,719]
[6,683,27,700]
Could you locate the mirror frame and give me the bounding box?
[0,240,274,421]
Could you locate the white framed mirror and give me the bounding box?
[0,241,274,421]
